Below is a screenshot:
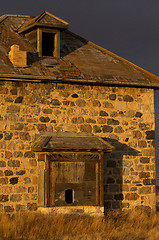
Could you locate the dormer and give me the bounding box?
[18,11,69,58]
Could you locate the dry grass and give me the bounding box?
[0,210,159,240]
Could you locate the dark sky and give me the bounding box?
[1,0,159,183]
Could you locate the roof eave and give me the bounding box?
[0,74,159,88]
[18,22,69,34]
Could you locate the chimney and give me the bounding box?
[9,45,27,66]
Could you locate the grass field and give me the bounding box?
[1,210,159,240]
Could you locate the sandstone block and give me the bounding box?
[80,124,92,133]
[135,165,144,171]
[123,95,133,102]
[10,177,18,185]
[143,179,155,185]
[100,110,108,116]
[107,118,119,125]
[93,125,101,133]
[15,96,23,103]
[27,203,37,211]
[76,99,86,107]
[122,203,129,208]
[115,126,124,133]
[139,172,150,179]
[15,186,27,193]
[39,116,50,122]
[92,100,101,107]
[102,125,113,133]
[37,124,47,131]
[72,117,84,124]
[4,132,13,140]
[4,206,14,212]
[140,157,150,164]
[43,108,53,114]
[71,93,78,98]
[97,117,106,124]
[4,170,13,176]
[51,99,61,106]
[145,131,155,140]
[8,160,20,167]
[0,194,9,202]
[125,193,139,200]
[139,187,151,194]
[133,130,142,139]
[16,204,25,212]
[20,132,31,141]
[7,105,20,113]
[135,112,143,118]
[16,170,26,175]
[10,194,22,202]
[0,161,6,167]
[109,94,116,100]
[24,151,35,158]
[0,177,8,184]
[24,177,31,184]
[103,101,114,108]
[86,118,96,123]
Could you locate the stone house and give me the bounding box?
[0,11,158,215]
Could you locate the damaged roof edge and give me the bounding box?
[0,14,31,24]
[0,74,159,88]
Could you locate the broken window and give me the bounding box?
[42,32,55,56]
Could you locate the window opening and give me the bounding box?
[65,189,73,204]
[42,32,55,56]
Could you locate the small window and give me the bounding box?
[65,189,73,204]
[42,32,55,56]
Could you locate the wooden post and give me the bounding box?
[37,28,42,57]
[96,161,100,205]
[99,152,104,206]
[50,161,56,206]
[38,160,45,206]
[54,31,60,58]
[44,154,50,207]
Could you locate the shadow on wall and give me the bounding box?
[103,138,140,212]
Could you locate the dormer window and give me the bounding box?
[18,11,69,59]
[37,28,60,58]
[42,32,54,56]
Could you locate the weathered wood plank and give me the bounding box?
[38,161,45,206]
[99,153,104,206]
[96,162,99,206]
[50,161,55,207]
[44,155,50,207]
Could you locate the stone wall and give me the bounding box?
[0,80,156,213]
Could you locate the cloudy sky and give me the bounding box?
[1,0,159,182]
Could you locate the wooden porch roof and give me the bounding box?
[32,133,114,152]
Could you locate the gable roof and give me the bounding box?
[18,11,69,33]
[0,12,158,87]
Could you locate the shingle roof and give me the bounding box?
[0,12,158,87]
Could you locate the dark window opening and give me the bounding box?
[65,189,73,204]
[42,32,55,56]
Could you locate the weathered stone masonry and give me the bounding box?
[0,81,156,213]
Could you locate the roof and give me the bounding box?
[32,133,114,152]
[0,12,158,87]
[18,11,69,33]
